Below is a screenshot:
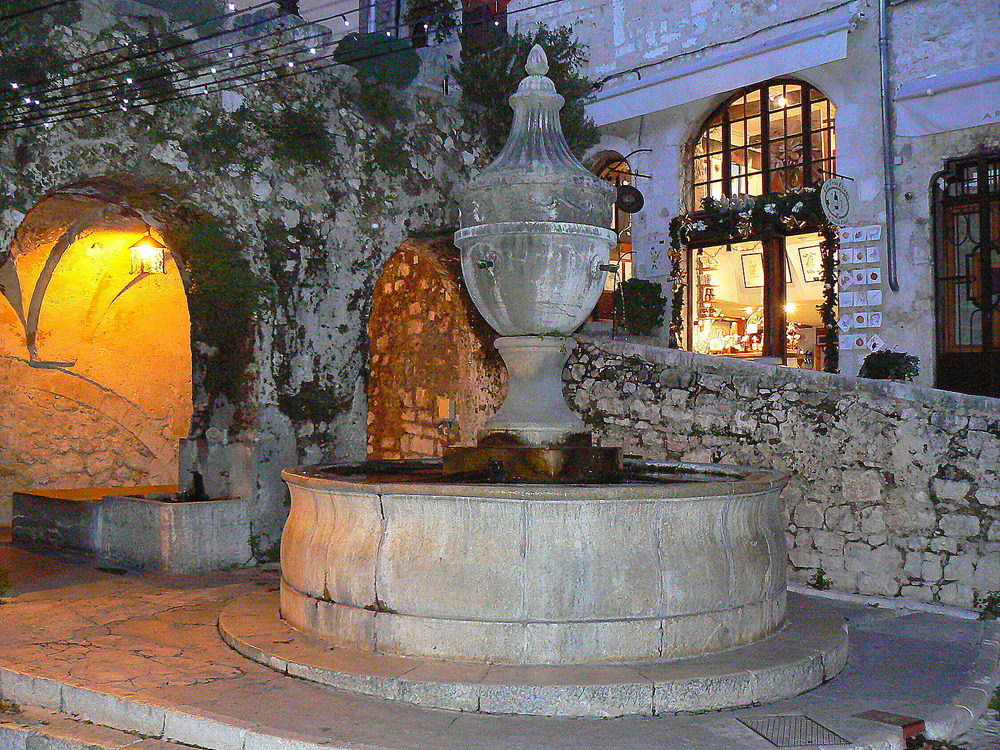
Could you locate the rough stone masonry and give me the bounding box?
[566,336,1000,610]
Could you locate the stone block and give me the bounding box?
[975,487,1000,507]
[792,501,824,529]
[96,496,253,574]
[932,478,972,501]
[940,513,981,539]
[841,469,883,503]
[937,582,975,608]
[943,554,976,582]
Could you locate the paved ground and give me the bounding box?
[0,527,998,750]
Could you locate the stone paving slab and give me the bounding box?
[0,570,997,750]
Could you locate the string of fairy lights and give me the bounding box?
[0,0,585,134]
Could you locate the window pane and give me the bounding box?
[709,124,723,148]
[769,108,786,138]
[693,156,708,183]
[786,104,803,135]
[731,119,746,147]
[691,244,764,357]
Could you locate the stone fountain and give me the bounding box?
[221,46,849,717]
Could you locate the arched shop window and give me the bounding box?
[692,79,836,206]
[683,79,836,367]
[591,152,634,320]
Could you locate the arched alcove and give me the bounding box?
[367,235,505,460]
[0,185,193,520]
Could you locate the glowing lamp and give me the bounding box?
[130,233,167,274]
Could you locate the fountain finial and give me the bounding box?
[525,44,548,76]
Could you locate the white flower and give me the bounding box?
[764,204,776,214]
[792,201,804,213]
[692,221,707,231]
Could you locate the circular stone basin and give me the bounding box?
[279,459,789,666]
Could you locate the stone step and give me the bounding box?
[0,705,197,750]
[218,590,850,716]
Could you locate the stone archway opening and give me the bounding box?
[0,189,193,523]
[367,235,505,460]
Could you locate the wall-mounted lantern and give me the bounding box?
[129,231,168,274]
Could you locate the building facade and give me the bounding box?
[511,0,1000,393]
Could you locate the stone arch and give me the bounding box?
[367,235,505,460]
[0,176,259,518]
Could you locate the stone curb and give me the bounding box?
[0,705,192,750]
[922,625,1000,741]
[0,665,354,750]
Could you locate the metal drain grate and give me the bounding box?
[739,715,849,747]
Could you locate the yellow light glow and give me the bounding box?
[785,302,797,314]
[744,307,755,315]
[129,233,167,274]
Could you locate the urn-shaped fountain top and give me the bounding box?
[458,45,615,228]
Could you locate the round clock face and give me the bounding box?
[820,179,852,224]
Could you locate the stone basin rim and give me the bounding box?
[454,220,618,241]
[281,459,790,500]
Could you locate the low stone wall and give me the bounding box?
[566,336,1000,611]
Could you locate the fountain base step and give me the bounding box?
[219,591,849,717]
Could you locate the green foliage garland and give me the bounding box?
[454,24,600,159]
[668,188,840,371]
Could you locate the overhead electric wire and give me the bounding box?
[0,0,388,128]
[0,0,285,107]
[0,0,590,134]
[2,10,339,121]
[0,0,73,23]
[0,0,411,112]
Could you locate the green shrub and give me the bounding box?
[454,24,599,159]
[976,590,1000,620]
[858,349,919,382]
[808,568,832,590]
[613,278,666,336]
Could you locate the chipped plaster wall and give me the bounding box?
[513,0,1000,384]
[509,0,849,82]
[0,3,485,536]
[567,336,1000,610]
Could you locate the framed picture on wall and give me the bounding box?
[798,244,824,283]
[741,253,764,288]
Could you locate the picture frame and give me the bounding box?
[798,244,824,283]
[741,253,764,288]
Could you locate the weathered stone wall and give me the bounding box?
[566,335,1000,610]
[367,237,504,459]
[0,1,484,539]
